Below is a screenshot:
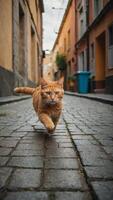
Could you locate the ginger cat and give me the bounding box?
[14,77,64,134]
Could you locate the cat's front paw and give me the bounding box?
[46,123,55,134]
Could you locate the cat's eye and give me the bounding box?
[55,91,59,94]
[46,91,51,95]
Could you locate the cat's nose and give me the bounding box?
[51,94,55,100]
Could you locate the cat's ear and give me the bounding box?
[40,78,48,88]
[57,77,64,87]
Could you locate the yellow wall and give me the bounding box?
[0,0,12,71]
[27,0,37,31]
[26,0,42,83]
[53,0,76,74]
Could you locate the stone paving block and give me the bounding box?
[21,138,44,145]
[99,139,113,146]
[8,156,43,168]
[8,169,42,189]
[72,135,93,140]
[16,143,43,150]
[53,130,66,133]
[11,149,44,156]
[0,137,4,141]
[0,140,18,148]
[0,130,12,136]
[59,142,73,147]
[0,167,13,189]
[68,127,84,133]
[43,169,87,190]
[75,139,98,146]
[22,136,44,143]
[52,138,72,143]
[103,146,113,156]
[80,151,110,166]
[85,166,113,179]
[4,192,48,200]
[21,131,33,136]
[3,125,20,131]
[70,131,85,135]
[91,181,113,200]
[2,137,20,141]
[55,192,92,200]
[17,126,34,131]
[46,148,77,158]
[94,135,111,140]
[76,144,103,153]
[45,158,79,169]
[53,132,68,136]
[52,135,70,138]
[0,147,12,156]
[11,132,27,137]
[0,157,9,166]
[45,140,59,149]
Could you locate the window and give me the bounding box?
[109,24,113,46]
[37,44,40,83]
[94,0,102,17]
[78,51,84,71]
[84,49,87,71]
[31,27,36,81]
[90,43,95,74]
[64,38,66,52]
[80,19,84,36]
[77,1,87,38]
[108,24,113,68]
[81,51,84,70]
[19,4,25,76]
[68,61,71,75]
[91,43,94,59]
[67,30,71,50]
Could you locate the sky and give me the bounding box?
[43,0,69,52]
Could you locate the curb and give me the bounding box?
[0,95,31,106]
[65,91,113,105]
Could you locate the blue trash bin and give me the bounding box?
[76,71,91,94]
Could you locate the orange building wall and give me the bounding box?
[89,8,113,80]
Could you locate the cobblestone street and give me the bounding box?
[0,95,113,200]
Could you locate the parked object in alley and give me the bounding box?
[76,71,91,94]
[14,78,64,134]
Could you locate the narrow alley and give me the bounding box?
[0,95,113,200]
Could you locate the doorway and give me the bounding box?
[95,32,106,90]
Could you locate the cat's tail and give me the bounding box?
[14,87,35,95]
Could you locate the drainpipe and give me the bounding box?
[86,0,89,71]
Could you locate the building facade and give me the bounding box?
[52,0,113,94]
[52,0,77,91]
[76,0,113,94]
[43,53,54,81]
[0,0,44,96]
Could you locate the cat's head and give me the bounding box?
[40,77,64,106]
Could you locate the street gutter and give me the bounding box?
[0,95,31,106]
